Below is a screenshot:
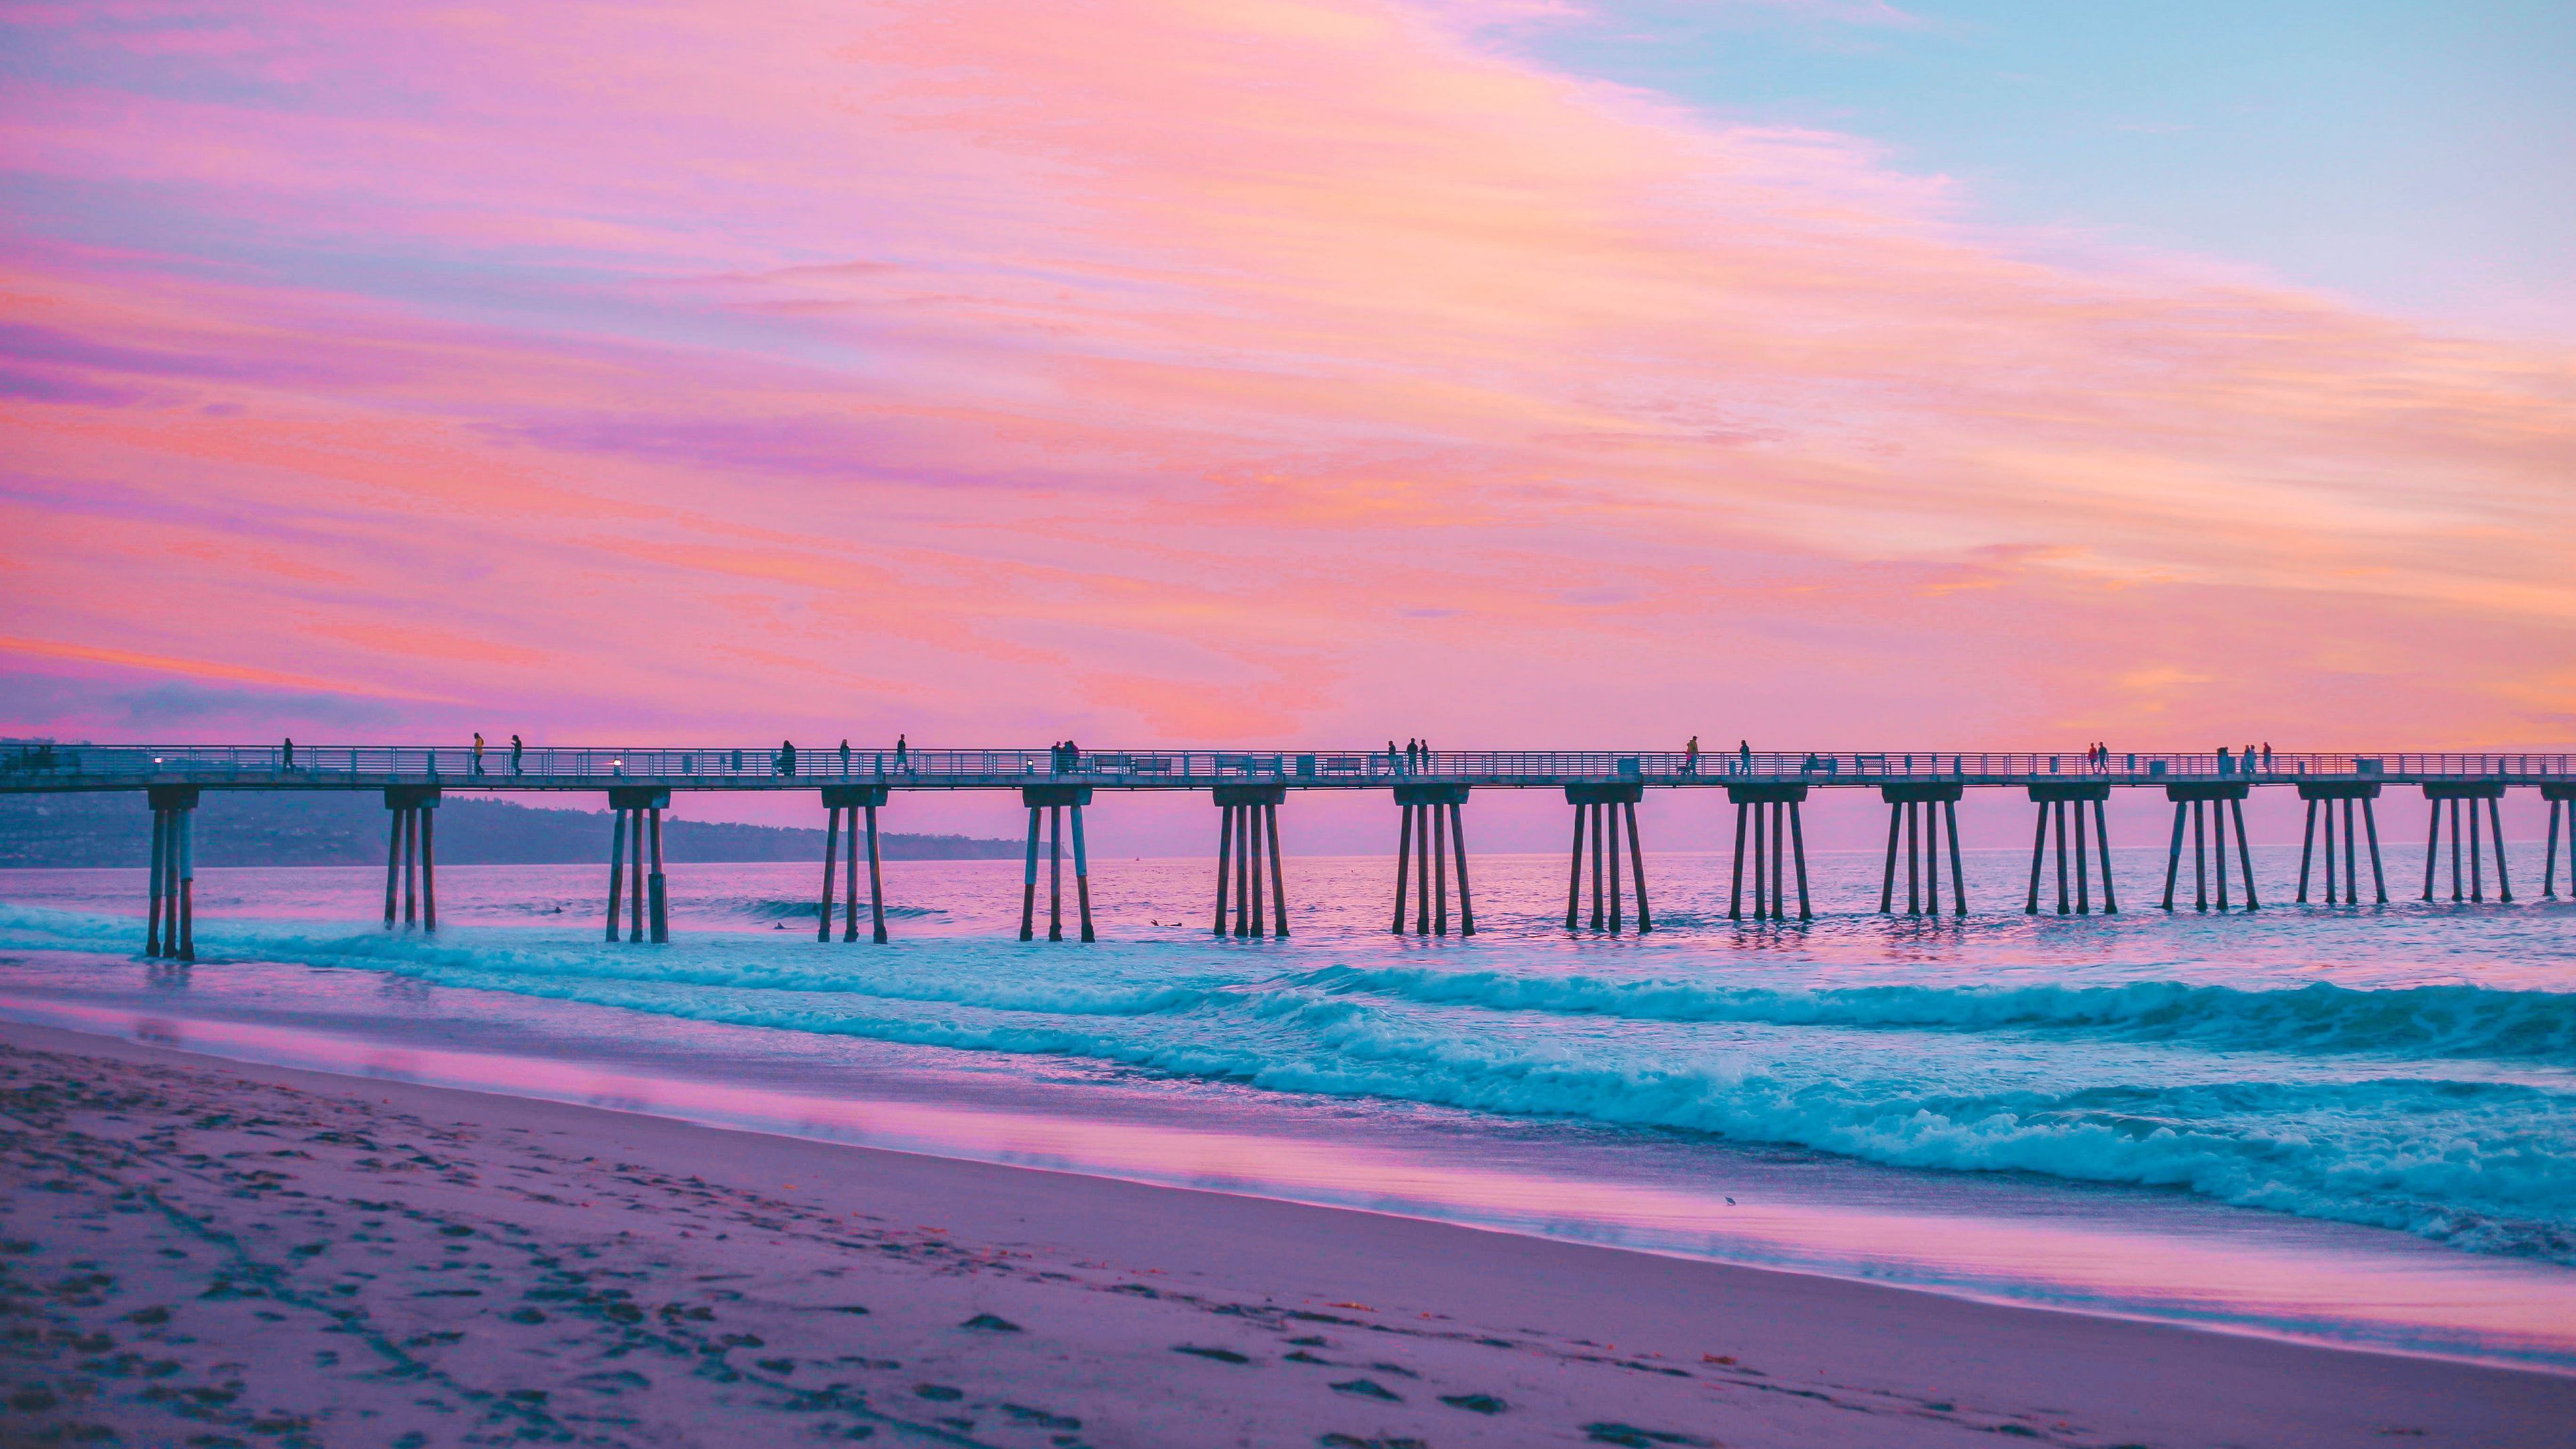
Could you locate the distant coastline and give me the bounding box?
[0,790,1016,868]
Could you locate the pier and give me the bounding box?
[5,742,2567,948]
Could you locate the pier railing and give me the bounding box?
[5,741,2571,792]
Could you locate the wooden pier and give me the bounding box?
[5,741,2565,947]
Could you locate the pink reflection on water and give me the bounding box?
[8,995,2572,1369]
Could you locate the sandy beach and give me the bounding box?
[0,1019,2564,1448]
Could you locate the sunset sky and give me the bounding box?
[7,0,2575,794]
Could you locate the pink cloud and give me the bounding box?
[1,0,2572,753]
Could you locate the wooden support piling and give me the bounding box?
[2231,796,2257,910]
[2424,798,2441,901]
[1267,802,1289,938]
[1428,798,1446,936]
[2073,798,2090,914]
[1019,807,1040,941]
[2093,799,2117,914]
[147,807,166,957]
[384,808,402,928]
[2364,797,2387,904]
[2194,800,2209,912]
[1770,798,1786,922]
[2162,802,2186,911]
[1236,799,1256,938]
[2339,794,2359,897]
[2547,795,2567,898]
[865,803,888,943]
[1576,799,1597,922]
[422,804,439,934]
[1073,804,1095,943]
[2451,799,2464,900]
[2298,800,2317,902]
[1949,801,1970,916]
[1730,804,1748,922]
[841,804,860,943]
[605,806,626,941]
[1390,803,1409,934]
[1218,804,1237,936]
[1753,801,1770,920]
[2487,796,2512,902]
[2212,798,2230,912]
[1790,800,1813,921]
[2469,796,2483,901]
[1566,806,1585,930]
[1625,800,1651,932]
[175,806,194,961]
[403,804,420,926]
[1421,794,1442,928]
[1605,798,1622,933]
[627,806,645,942]
[1048,805,1063,941]
[1905,801,1921,916]
[2029,804,2049,915]
[1242,804,1258,938]
[1881,804,1902,914]
[2055,800,2072,916]
[1450,801,1477,936]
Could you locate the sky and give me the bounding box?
[5,0,2575,841]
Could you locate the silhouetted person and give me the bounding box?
[472,732,485,775]
[511,734,523,774]
[281,737,294,770]
[894,734,909,772]
[780,739,796,777]
[1739,739,1752,773]
[1684,735,1699,774]
[840,739,851,773]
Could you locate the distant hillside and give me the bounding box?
[0,790,1017,868]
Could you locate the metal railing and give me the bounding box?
[4,740,2571,792]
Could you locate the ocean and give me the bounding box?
[3,843,2571,1371]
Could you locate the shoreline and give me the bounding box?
[3,1018,2569,1447]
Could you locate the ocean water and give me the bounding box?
[3,845,2572,1371]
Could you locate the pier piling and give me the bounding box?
[1727,784,1809,922]
[1880,784,1966,916]
[2159,784,2249,912]
[820,786,891,942]
[2027,783,2112,916]
[2545,784,2575,898]
[2422,784,2508,904]
[1391,784,1472,936]
[1214,787,1287,938]
[144,786,199,959]
[1565,784,1650,932]
[2296,783,2385,904]
[379,786,438,938]
[601,788,667,942]
[1019,786,1093,942]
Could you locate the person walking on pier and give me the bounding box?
[281,737,295,771]
[472,733,485,775]
[1739,739,1752,774]
[1684,736,1700,775]
[1387,741,1400,775]
[510,734,523,774]
[894,734,909,773]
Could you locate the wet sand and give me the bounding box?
[1,1019,2567,1448]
